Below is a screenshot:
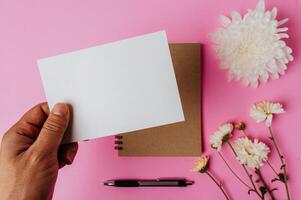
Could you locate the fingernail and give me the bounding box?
[52,103,68,116]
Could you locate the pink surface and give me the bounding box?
[0,0,300,199]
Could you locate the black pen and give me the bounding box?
[104,178,194,187]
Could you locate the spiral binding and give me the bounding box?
[114,135,123,150]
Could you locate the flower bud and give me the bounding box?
[193,156,209,173]
[235,122,246,131]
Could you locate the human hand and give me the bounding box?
[0,103,78,200]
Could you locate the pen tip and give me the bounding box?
[104,181,115,186]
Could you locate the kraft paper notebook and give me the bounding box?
[115,43,201,156]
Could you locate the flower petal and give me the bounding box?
[271,8,277,20]
[278,33,289,39]
[231,11,242,22]
[242,78,250,86]
[256,0,265,13]
[250,79,259,88]
[220,15,232,27]
[271,72,280,80]
[277,27,289,32]
[250,108,267,122]
[270,103,285,113]
[278,18,289,26]
[260,71,269,82]
[286,51,293,61]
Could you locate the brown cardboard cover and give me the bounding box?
[117,43,201,156]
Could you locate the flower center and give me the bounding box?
[237,41,264,58]
[233,29,271,68]
[245,145,256,156]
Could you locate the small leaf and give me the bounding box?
[278,173,286,183]
[248,189,255,195]
[271,178,279,183]
[260,186,268,196]
[280,164,286,169]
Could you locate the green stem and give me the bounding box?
[268,127,290,200]
[205,170,231,200]
[218,152,252,189]
[227,142,263,199]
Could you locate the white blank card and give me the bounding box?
[38,31,184,143]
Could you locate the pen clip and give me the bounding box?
[157,177,186,181]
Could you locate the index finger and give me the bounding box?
[18,102,50,128]
[1,103,51,156]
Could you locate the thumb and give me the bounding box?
[34,103,70,154]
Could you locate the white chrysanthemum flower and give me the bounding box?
[211,0,293,87]
[210,123,233,151]
[250,101,285,127]
[233,137,270,169]
[193,156,209,173]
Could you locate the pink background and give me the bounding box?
[0,0,300,199]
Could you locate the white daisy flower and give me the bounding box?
[210,123,233,151]
[193,156,209,173]
[211,0,293,87]
[250,101,285,127]
[233,137,270,169]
